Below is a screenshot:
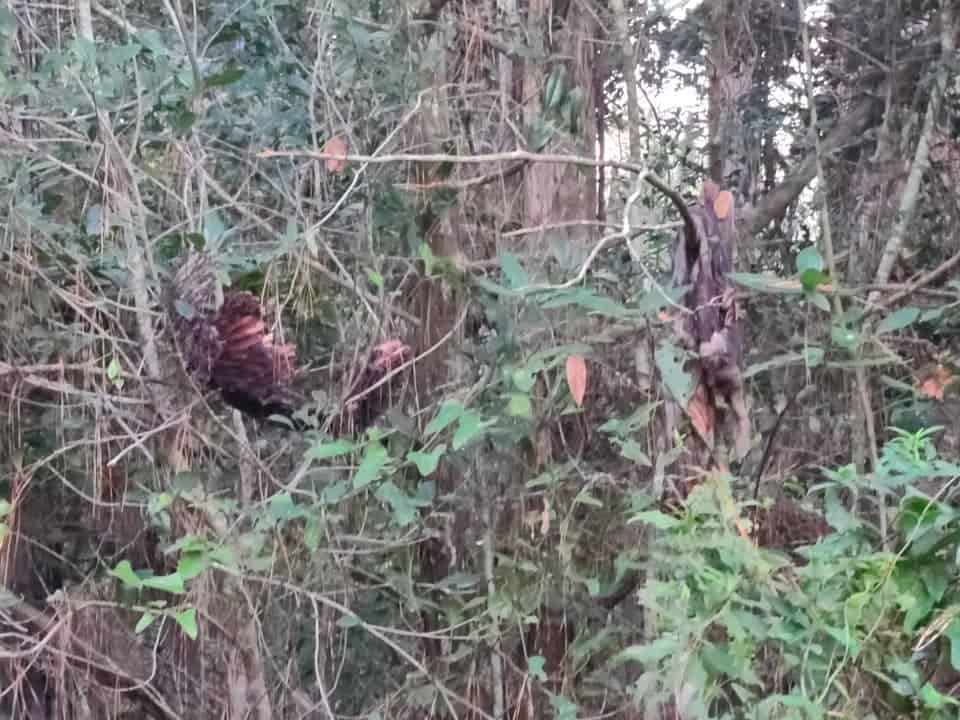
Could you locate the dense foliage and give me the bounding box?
[0,0,958,718]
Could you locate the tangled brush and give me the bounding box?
[166,250,409,432]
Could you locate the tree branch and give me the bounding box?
[741,94,883,239]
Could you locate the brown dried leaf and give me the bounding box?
[713,190,734,220]
[323,136,348,173]
[566,355,587,407]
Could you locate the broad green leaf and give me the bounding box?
[877,306,921,335]
[946,617,960,671]
[205,64,245,87]
[210,545,237,569]
[376,481,418,526]
[527,655,547,681]
[306,439,356,460]
[109,560,142,590]
[419,243,436,274]
[796,246,824,274]
[499,252,529,289]
[507,393,533,417]
[614,636,681,665]
[425,400,464,435]
[831,324,861,351]
[806,288,831,311]
[176,552,207,580]
[538,288,632,318]
[134,612,157,634]
[142,572,186,595]
[744,347,824,379]
[800,269,829,293]
[407,446,445,477]
[104,42,142,67]
[337,614,362,629]
[203,210,226,248]
[628,510,683,530]
[303,516,322,551]
[269,492,305,522]
[106,356,122,381]
[655,342,693,407]
[353,441,389,490]
[452,411,489,450]
[618,439,652,467]
[512,368,536,392]
[321,480,349,505]
[175,608,198,640]
[918,682,955,709]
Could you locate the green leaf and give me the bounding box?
[367,269,384,289]
[877,306,922,335]
[618,439,652,467]
[629,510,683,530]
[213,545,239,570]
[109,560,143,590]
[425,400,464,435]
[744,347,824,379]
[337,614,362,629]
[203,210,226,249]
[614,636,681,665]
[321,480,349,505]
[176,552,207,581]
[306,439,356,460]
[527,655,547,681]
[452,411,489,450]
[407,446,445,477]
[800,269,829,293]
[511,368,537,392]
[918,682,956,709]
[538,288,632,318]
[303,516,322,552]
[175,608,198,640]
[142,572,186,595]
[353,440,390,490]
[170,106,197,133]
[831,324,861,351]
[946,617,960,671]
[134,612,157,634]
[106,356,122,381]
[376,481,418,526]
[796,246,824,274]
[0,500,11,519]
[419,243,436,275]
[104,42,142,67]
[269,492,305,522]
[507,393,532,417]
[205,64,245,87]
[499,252,529,290]
[655,342,693,407]
[806,288,832,311]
